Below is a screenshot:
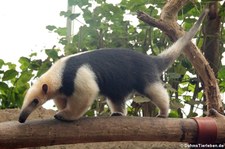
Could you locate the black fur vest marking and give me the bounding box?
[59,49,160,101]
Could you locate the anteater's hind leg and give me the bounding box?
[144,82,169,118]
[107,99,126,116]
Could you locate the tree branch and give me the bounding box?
[0,111,225,148]
[137,0,224,114]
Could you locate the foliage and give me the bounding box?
[1,1,225,118]
[0,49,62,109]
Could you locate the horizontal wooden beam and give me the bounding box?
[0,109,224,148]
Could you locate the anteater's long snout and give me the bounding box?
[18,99,39,123]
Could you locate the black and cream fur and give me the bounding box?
[19,10,208,123]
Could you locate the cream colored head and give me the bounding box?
[18,57,66,123]
[18,79,51,123]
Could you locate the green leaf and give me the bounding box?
[29,52,37,57]
[17,71,33,87]
[0,82,9,91]
[184,18,196,24]
[169,110,179,118]
[46,25,57,31]
[85,109,95,117]
[60,11,70,17]
[69,13,80,20]
[36,60,52,77]
[181,59,192,70]
[170,101,184,110]
[167,72,181,79]
[54,27,67,36]
[2,69,18,81]
[165,84,177,92]
[188,112,198,117]
[0,59,4,68]
[19,57,30,70]
[70,0,89,7]
[133,95,150,103]
[186,100,203,106]
[218,67,225,80]
[175,63,187,75]
[45,49,59,61]
[29,59,42,70]
[19,57,30,64]
[6,62,16,70]
[59,37,67,45]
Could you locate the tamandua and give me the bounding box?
[19,9,208,123]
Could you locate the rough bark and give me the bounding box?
[0,108,187,149]
[137,0,224,114]
[0,109,225,148]
[202,2,221,76]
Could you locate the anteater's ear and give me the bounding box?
[42,84,48,94]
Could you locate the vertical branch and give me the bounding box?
[66,0,74,44]
[202,2,221,76]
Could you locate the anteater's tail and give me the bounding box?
[155,9,209,73]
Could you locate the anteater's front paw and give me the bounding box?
[54,114,66,121]
[54,112,75,122]
[110,112,124,116]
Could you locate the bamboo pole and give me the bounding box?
[0,109,224,148]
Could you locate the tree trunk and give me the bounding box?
[137,0,224,114]
[201,2,222,114]
[202,2,221,76]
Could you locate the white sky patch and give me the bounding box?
[106,0,121,5]
[0,0,66,63]
[222,53,225,65]
[123,10,140,27]
[42,100,57,111]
